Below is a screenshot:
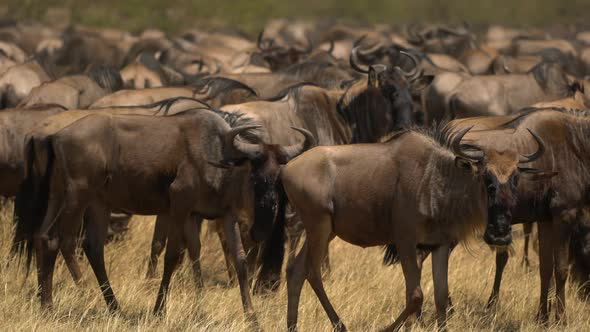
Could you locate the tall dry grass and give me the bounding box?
[1,201,590,331]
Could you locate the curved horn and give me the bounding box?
[349,47,369,74]
[353,35,367,48]
[282,127,317,161]
[225,125,263,159]
[298,34,313,54]
[327,39,335,54]
[396,50,421,81]
[501,57,512,74]
[519,129,545,164]
[451,126,484,162]
[358,41,384,57]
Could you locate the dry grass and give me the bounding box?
[1,202,590,332]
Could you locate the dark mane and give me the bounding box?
[380,121,471,153]
[206,107,260,142]
[192,77,258,99]
[92,96,210,115]
[86,65,123,92]
[265,82,319,102]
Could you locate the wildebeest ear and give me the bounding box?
[519,167,558,181]
[368,66,378,87]
[411,75,434,92]
[455,156,479,174]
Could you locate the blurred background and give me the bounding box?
[2,0,590,33]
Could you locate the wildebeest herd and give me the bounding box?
[2,18,590,331]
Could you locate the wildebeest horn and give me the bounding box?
[327,39,335,54]
[359,42,384,57]
[282,127,317,161]
[225,125,263,159]
[350,47,369,74]
[396,51,420,81]
[451,126,484,163]
[353,35,367,48]
[298,35,313,54]
[352,35,384,56]
[519,129,545,164]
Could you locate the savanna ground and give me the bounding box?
[1,202,590,331]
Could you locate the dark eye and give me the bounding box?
[484,176,496,193]
[510,176,519,187]
[487,184,497,194]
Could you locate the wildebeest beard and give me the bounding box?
[249,148,286,242]
[248,150,287,292]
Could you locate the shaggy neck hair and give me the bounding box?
[336,80,397,143]
[86,65,123,92]
[387,127,486,240]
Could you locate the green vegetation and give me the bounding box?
[3,0,590,34]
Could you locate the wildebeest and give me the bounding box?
[0,60,51,108]
[90,77,258,109]
[145,48,431,290]
[279,125,549,331]
[17,65,123,109]
[11,98,214,272]
[17,105,314,327]
[424,61,581,123]
[468,108,590,322]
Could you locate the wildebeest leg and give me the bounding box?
[486,249,509,309]
[536,221,554,323]
[522,223,533,270]
[382,241,423,332]
[432,244,450,330]
[184,215,204,288]
[60,234,82,285]
[37,231,59,309]
[215,221,236,286]
[36,185,67,309]
[304,220,343,331]
[414,248,431,323]
[223,216,260,329]
[286,227,303,272]
[287,240,308,331]
[146,215,168,279]
[83,202,119,312]
[553,219,570,323]
[154,214,186,315]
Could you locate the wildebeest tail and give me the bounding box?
[382,244,400,265]
[13,136,55,275]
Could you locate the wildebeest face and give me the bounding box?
[221,125,316,243]
[249,147,285,243]
[453,128,555,247]
[351,48,425,131]
[369,65,415,131]
[480,150,520,246]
